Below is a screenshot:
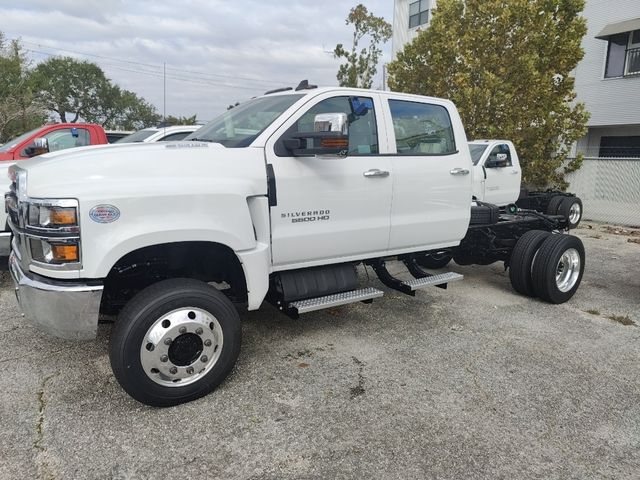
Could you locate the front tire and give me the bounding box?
[109,278,241,407]
[532,235,585,304]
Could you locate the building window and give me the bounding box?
[409,0,429,29]
[599,136,640,158]
[604,29,640,78]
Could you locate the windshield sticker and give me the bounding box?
[89,205,120,224]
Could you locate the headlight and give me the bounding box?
[26,200,79,232]
[29,205,78,228]
[29,238,80,264]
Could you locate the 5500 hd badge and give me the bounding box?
[281,210,331,223]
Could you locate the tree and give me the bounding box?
[30,56,160,129]
[334,4,392,88]
[0,34,45,142]
[387,0,589,189]
[161,114,198,126]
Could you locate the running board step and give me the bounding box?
[286,287,384,317]
[402,272,463,291]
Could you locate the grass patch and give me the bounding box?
[607,314,636,326]
[585,309,600,315]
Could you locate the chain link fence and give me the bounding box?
[566,157,640,227]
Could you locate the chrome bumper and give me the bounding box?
[0,231,10,257]
[8,252,103,340]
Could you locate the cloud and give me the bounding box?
[1,0,393,122]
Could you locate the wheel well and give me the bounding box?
[100,241,247,316]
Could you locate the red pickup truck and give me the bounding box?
[0,123,108,161]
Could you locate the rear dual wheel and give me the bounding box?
[509,232,584,303]
[547,196,583,229]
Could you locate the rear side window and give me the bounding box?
[43,128,90,152]
[389,100,456,155]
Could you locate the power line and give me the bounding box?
[17,38,293,87]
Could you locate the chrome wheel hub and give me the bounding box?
[140,307,223,387]
[555,248,581,292]
[569,202,581,224]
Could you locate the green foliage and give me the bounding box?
[334,4,392,88]
[387,0,590,189]
[162,114,198,126]
[0,33,45,143]
[30,56,160,129]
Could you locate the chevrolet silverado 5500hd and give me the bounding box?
[5,85,585,406]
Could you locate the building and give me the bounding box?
[573,1,640,158]
[391,0,436,59]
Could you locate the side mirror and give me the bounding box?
[284,113,349,157]
[486,153,509,168]
[23,137,50,158]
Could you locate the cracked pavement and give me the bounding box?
[0,223,639,479]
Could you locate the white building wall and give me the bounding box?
[573,0,640,128]
[392,0,437,59]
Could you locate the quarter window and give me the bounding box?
[409,0,430,29]
[285,96,379,155]
[389,100,456,155]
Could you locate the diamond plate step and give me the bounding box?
[403,272,463,291]
[289,287,384,314]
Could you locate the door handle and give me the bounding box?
[449,168,469,176]
[363,169,390,178]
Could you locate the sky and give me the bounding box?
[0,0,394,124]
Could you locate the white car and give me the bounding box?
[116,125,201,143]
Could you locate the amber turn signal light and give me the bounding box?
[50,207,77,226]
[51,244,79,262]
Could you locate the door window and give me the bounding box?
[388,100,456,155]
[279,96,378,156]
[487,144,512,167]
[44,128,90,152]
[158,131,192,141]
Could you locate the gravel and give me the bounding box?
[0,223,638,479]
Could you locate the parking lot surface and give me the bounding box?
[1,224,638,480]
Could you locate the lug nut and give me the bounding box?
[195,327,203,335]
[160,355,168,363]
[186,367,194,374]
[204,339,212,347]
[169,367,178,374]
[201,355,208,363]
[164,338,172,345]
[179,326,187,334]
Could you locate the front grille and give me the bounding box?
[5,182,19,228]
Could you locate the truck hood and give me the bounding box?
[14,141,266,199]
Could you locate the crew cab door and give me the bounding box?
[265,92,393,268]
[383,96,472,250]
[482,143,521,205]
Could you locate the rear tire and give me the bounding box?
[546,195,564,215]
[416,251,452,269]
[109,278,241,407]
[557,197,583,229]
[532,235,585,304]
[509,230,551,297]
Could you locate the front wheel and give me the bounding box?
[532,235,585,304]
[109,278,241,407]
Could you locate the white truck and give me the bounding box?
[5,85,586,406]
[469,139,583,228]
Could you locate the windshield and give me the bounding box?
[469,144,489,165]
[186,94,304,147]
[116,129,157,143]
[0,127,41,153]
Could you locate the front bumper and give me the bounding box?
[0,231,10,257]
[8,252,103,340]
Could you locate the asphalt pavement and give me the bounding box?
[0,223,638,479]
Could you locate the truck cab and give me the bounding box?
[469,139,521,205]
